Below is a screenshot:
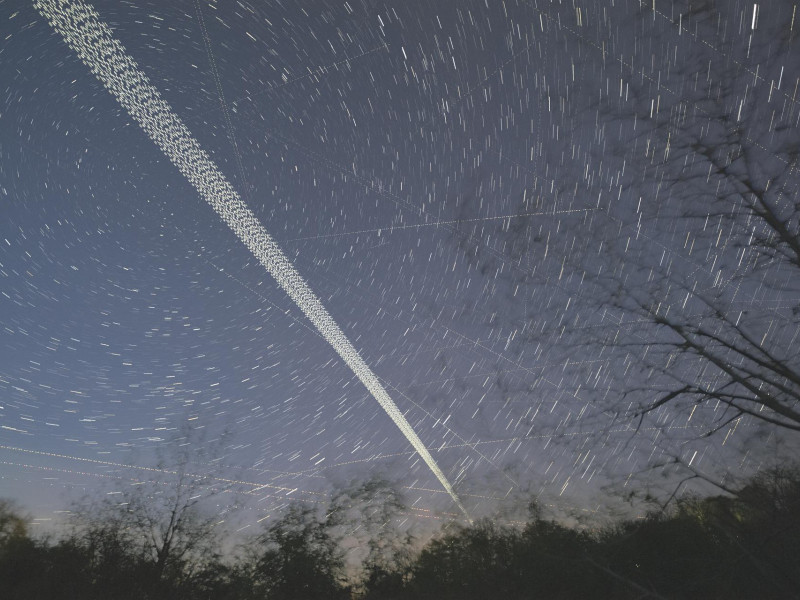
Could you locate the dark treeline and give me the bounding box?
[1,466,799,600]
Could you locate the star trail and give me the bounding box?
[1,0,799,528]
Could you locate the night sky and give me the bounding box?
[2,0,799,531]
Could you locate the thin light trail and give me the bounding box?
[33,0,471,521]
[285,207,598,242]
[0,443,317,496]
[0,459,487,522]
[193,0,250,200]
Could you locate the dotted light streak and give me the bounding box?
[33,0,470,521]
[0,458,482,523]
[0,444,316,496]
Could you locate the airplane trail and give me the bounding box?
[33,0,470,521]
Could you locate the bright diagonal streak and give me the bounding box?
[34,0,471,521]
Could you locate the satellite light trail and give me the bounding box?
[33,0,471,521]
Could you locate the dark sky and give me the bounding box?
[1,0,799,531]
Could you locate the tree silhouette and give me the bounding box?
[326,476,415,598]
[1,464,800,599]
[246,503,349,600]
[0,500,43,600]
[64,426,235,599]
[407,519,525,600]
[0,499,28,544]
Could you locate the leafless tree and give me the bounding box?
[453,1,800,448]
[588,1,800,437]
[69,424,238,593]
